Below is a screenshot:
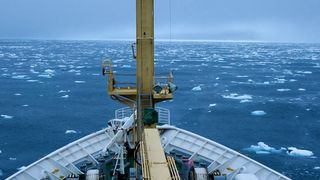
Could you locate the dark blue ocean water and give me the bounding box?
[0,40,320,179]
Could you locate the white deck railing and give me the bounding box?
[115,107,170,125]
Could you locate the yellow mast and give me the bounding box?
[103,0,175,179]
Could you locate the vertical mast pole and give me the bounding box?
[136,0,155,142]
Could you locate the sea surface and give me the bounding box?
[0,40,320,179]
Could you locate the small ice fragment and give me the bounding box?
[251,110,266,116]
[17,166,27,171]
[209,103,217,107]
[1,115,13,119]
[14,93,22,96]
[22,104,29,107]
[75,81,86,84]
[44,69,55,74]
[65,130,77,134]
[314,167,320,170]
[222,93,252,100]
[298,88,306,91]
[240,99,253,103]
[277,89,291,92]
[61,95,69,98]
[9,157,17,161]
[191,86,201,91]
[27,79,39,82]
[286,147,314,157]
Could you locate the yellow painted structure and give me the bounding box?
[102,0,176,179]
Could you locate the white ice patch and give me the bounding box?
[251,110,266,116]
[287,147,314,157]
[240,99,253,103]
[1,115,13,119]
[38,74,52,78]
[209,103,217,107]
[44,69,55,74]
[9,157,17,161]
[12,75,28,79]
[22,104,29,107]
[297,71,312,74]
[17,166,27,171]
[245,142,315,158]
[191,86,202,91]
[222,93,252,100]
[298,88,306,91]
[277,89,291,92]
[61,95,69,98]
[244,142,283,154]
[314,167,320,170]
[14,93,22,96]
[122,65,131,68]
[75,81,86,84]
[59,90,70,93]
[65,130,77,134]
[27,79,39,82]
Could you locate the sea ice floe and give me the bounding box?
[244,142,283,154]
[287,147,314,157]
[209,103,217,107]
[251,110,266,116]
[65,130,77,134]
[75,81,86,84]
[297,71,312,74]
[14,93,22,96]
[314,167,320,170]
[44,69,55,74]
[22,104,29,107]
[1,115,13,119]
[222,93,252,100]
[245,142,315,158]
[59,90,71,93]
[38,74,52,78]
[27,79,39,82]
[191,86,202,91]
[277,89,291,92]
[9,157,17,161]
[12,75,28,79]
[298,88,306,91]
[17,166,27,171]
[61,95,69,98]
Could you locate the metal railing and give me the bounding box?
[115,107,170,125]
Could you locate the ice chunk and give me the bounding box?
[251,110,266,116]
[38,74,52,78]
[75,81,86,84]
[17,166,27,171]
[240,99,253,103]
[298,88,306,91]
[14,93,22,96]
[209,103,217,107]
[191,86,201,91]
[1,115,13,119]
[244,142,283,154]
[222,93,252,100]
[65,130,77,134]
[287,147,314,157]
[314,167,320,170]
[44,69,55,74]
[27,79,39,82]
[22,104,29,107]
[9,157,17,161]
[277,89,291,92]
[61,95,69,98]
[12,75,28,79]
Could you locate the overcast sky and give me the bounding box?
[0,0,319,43]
